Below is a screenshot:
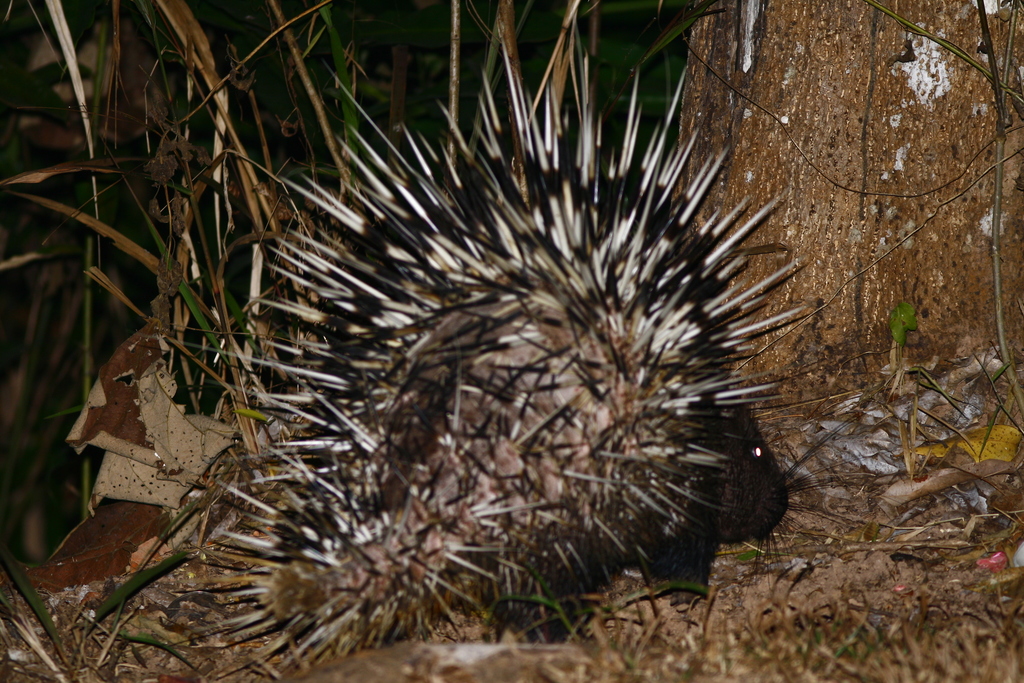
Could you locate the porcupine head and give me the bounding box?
[233,53,797,659]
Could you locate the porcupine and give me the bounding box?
[232,57,796,660]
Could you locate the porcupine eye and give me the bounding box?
[716,415,789,544]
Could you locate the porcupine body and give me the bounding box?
[234,61,795,659]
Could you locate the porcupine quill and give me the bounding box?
[229,54,799,660]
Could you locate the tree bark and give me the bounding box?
[680,0,1024,401]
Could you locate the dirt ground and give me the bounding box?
[4,357,1024,682]
[8,474,1020,683]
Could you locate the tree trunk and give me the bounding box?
[680,0,1024,401]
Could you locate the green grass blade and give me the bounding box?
[0,542,64,653]
[94,551,189,623]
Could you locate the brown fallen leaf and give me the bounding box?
[26,501,166,592]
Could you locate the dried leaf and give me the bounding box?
[915,424,1022,463]
[66,325,235,508]
[26,502,165,592]
[0,159,138,186]
[7,190,160,273]
[879,459,1018,508]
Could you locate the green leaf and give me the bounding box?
[320,5,360,150]
[59,0,101,45]
[131,0,157,30]
[235,408,270,422]
[889,303,918,347]
[0,58,70,120]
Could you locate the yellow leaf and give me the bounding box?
[915,425,1022,463]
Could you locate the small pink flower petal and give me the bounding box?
[977,551,1008,573]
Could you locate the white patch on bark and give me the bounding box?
[979,207,995,237]
[894,31,951,108]
[894,144,910,172]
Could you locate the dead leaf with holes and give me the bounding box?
[66,323,235,509]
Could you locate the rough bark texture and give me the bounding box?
[680,0,1024,400]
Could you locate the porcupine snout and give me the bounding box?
[644,409,788,587]
[715,410,789,544]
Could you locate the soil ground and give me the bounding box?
[4,407,1024,682]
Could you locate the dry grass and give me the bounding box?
[5,493,1024,683]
